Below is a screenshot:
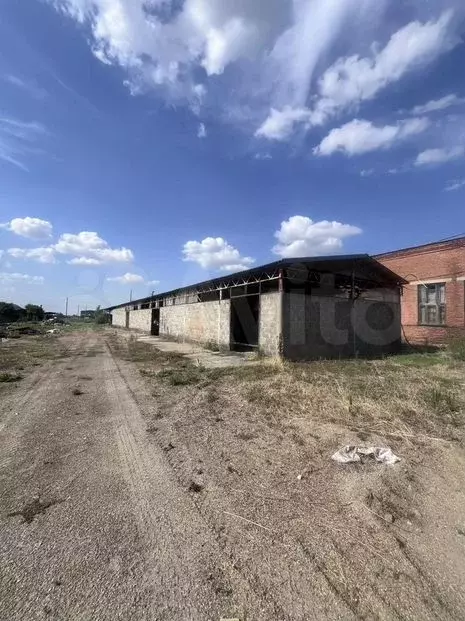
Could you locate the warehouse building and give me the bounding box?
[106,255,405,360]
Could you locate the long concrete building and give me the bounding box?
[106,255,405,360]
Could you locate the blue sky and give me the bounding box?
[0,0,464,313]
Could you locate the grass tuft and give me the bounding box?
[0,372,23,383]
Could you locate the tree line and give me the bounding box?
[0,302,45,324]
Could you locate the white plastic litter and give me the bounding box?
[331,445,400,465]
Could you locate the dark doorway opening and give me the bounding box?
[125,310,130,329]
[230,295,260,351]
[151,308,160,336]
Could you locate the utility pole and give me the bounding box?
[77,304,80,317]
[65,297,69,317]
[130,289,133,302]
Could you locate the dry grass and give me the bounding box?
[0,372,23,383]
[106,330,465,619]
[0,336,70,376]
[107,331,465,445]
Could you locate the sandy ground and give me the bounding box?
[0,332,273,620]
[1,330,465,620]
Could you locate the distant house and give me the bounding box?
[80,310,96,319]
[44,312,62,320]
[105,255,404,360]
[376,237,465,345]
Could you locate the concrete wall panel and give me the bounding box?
[128,308,152,332]
[283,290,401,360]
[160,300,230,348]
[111,308,127,328]
[258,292,281,356]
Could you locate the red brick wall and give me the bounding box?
[376,239,465,345]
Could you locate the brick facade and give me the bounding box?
[376,238,465,345]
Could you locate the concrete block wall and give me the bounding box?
[128,308,152,332]
[111,308,127,328]
[258,292,282,356]
[377,239,465,344]
[160,300,230,348]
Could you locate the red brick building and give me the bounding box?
[376,237,465,345]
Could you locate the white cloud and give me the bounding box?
[415,146,465,166]
[54,231,134,264]
[409,93,465,115]
[445,179,465,191]
[0,216,53,239]
[314,11,456,123]
[257,10,458,141]
[52,2,462,141]
[67,256,102,265]
[255,107,313,141]
[0,272,44,285]
[197,122,207,138]
[315,117,429,156]
[7,247,56,264]
[5,230,134,266]
[183,237,254,272]
[360,169,374,177]
[106,272,159,285]
[53,0,290,100]
[273,216,362,258]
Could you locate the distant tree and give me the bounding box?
[0,302,25,323]
[94,305,111,325]
[25,304,45,322]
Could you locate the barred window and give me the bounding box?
[418,283,446,326]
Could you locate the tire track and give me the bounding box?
[103,347,274,621]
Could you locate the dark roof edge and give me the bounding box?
[104,254,403,311]
[375,235,465,259]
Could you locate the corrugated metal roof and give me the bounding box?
[105,254,405,311]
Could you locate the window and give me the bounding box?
[418,283,446,325]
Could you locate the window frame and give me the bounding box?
[417,282,446,326]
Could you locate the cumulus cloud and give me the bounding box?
[197,122,207,138]
[67,256,102,265]
[6,229,134,266]
[53,0,290,100]
[255,107,313,141]
[414,145,465,166]
[273,216,362,258]
[409,93,465,115]
[54,231,134,264]
[7,247,56,264]
[445,179,465,191]
[0,217,53,239]
[107,272,159,285]
[257,10,457,140]
[0,272,44,284]
[183,237,254,272]
[315,118,429,156]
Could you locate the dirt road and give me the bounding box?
[1,330,464,621]
[0,331,276,620]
